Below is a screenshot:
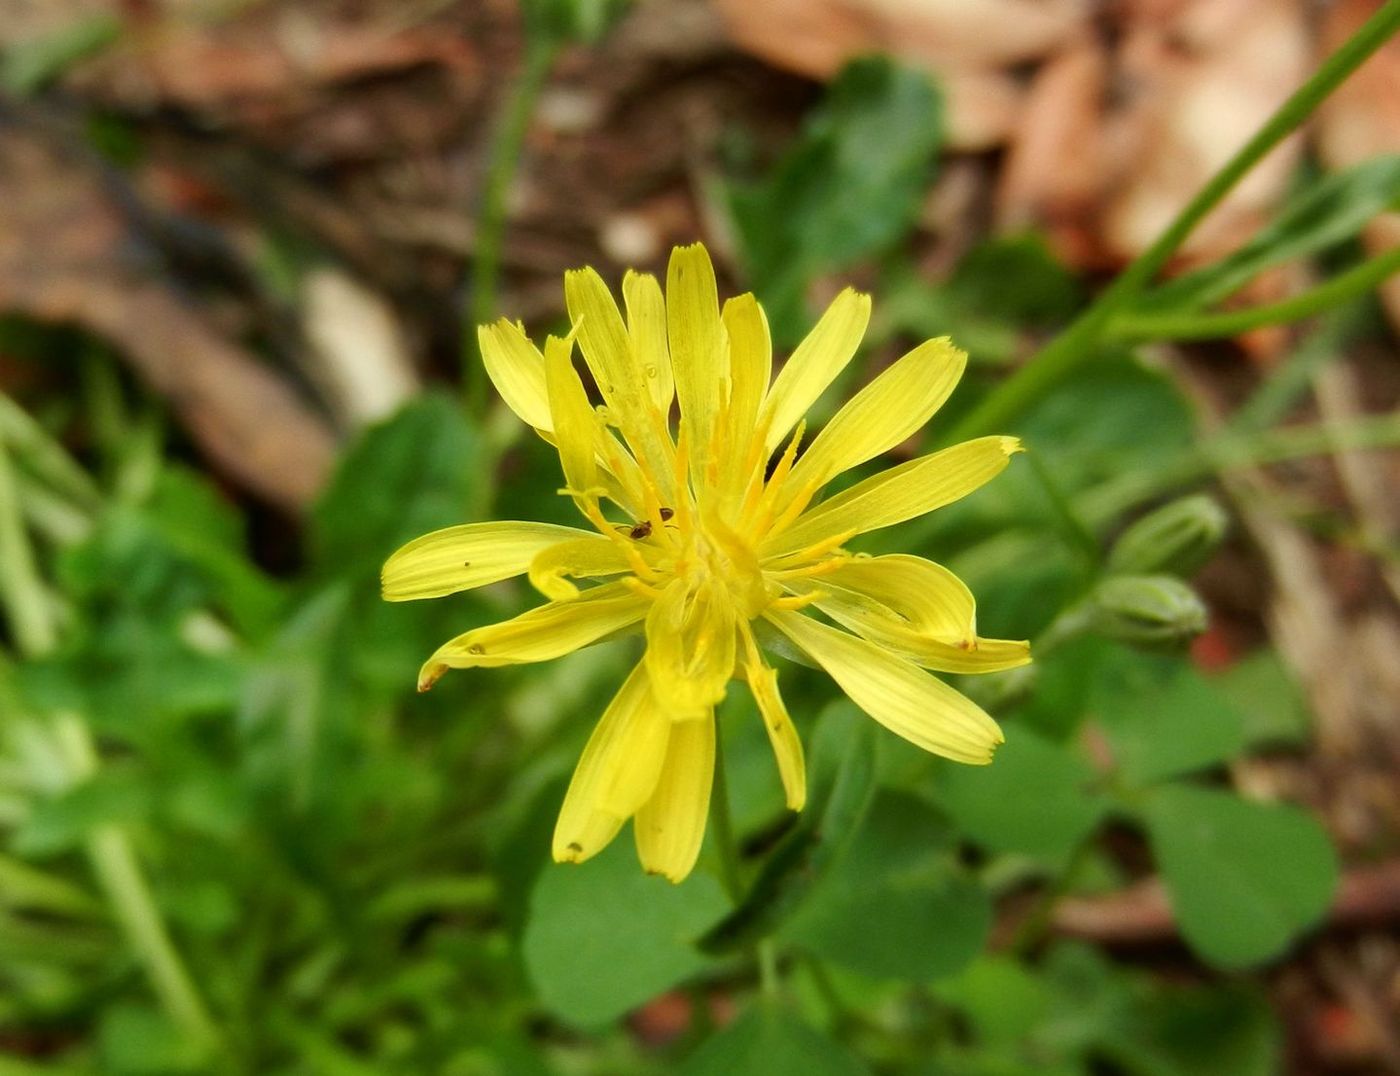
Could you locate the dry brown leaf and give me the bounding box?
[995,40,1110,267]
[0,124,336,513]
[711,0,1086,149]
[1101,0,1308,265]
[1315,0,1400,336]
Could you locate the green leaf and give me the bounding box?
[1212,649,1311,748]
[699,703,876,954]
[1143,784,1337,968]
[310,393,479,579]
[729,57,942,341]
[1106,984,1281,1076]
[522,838,729,1027]
[683,1006,870,1076]
[145,466,284,637]
[12,770,150,858]
[98,1004,210,1074]
[1090,648,1245,787]
[937,726,1107,867]
[1130,156,1400,314]
[782,790,990,980]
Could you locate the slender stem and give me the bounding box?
[464,38,557,414]
[0,443,57,656]
[1107,248,1400,342]
[945,0,1400,441]
[709,728,745,904]
[756,939,780,1003]
[0,439,218,1049]
[1080,410,1400,526]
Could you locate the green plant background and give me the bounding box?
[2,2,1399,1072]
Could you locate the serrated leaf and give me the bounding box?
[1144,784,1337,968]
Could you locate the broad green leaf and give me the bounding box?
[99,1004,210,1074]
[1105,984,1281,1076]
[684,1006,870,1076]
[1213,649,1311,748]
[145,466,284,637]
[782,790,989,980]
[311,393,479,578]
[1130,156,1400,314]
[875,237,1080,366]
[522,838,729,1027]
[1090,648,1245,787]
[12,771,149,858]
[1144,784,1337,968]
[699,702,876,954]
[729,57,942,341]
[936,726,1108,867]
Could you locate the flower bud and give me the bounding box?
[1089,575,1208,648]
[1107,495,1229,578]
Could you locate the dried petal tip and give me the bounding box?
[417,662,447,692]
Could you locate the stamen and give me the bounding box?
[621,576,668,600]
[762,528,859,571]
[744,420,805,541]
[771,591,824,611]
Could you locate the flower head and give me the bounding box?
[383,243,1027,881]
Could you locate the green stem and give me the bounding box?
[0,440,218,1050]
[709,730,745,904]
[0,443,57,657]
[1081,410,1400,526]
[464,39,558,415]
[756,939,780,1002]
[945,0,1400,441]
[1107,247,1400,342]
[67,761,219,1047]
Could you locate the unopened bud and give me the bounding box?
[1107,495,1229,578]
[1090,575,1208,648]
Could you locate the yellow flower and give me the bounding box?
[383,243,1028,882]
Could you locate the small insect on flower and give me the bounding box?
[382,243,1028,882]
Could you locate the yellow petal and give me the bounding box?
[644,579,738,716]
[419,582,646,689]
[566,267,673,491]
[479,320,552,432]
[764,436,1022,559]
[382,521,593,601]
[791,554,1029,671]
[543,330,602,506]
[722,293,772,444]
[623,270,674,415]
[818,554,978,641]
[787,336,966,494]
[528,535,640,601]
[667,244,727,473]
[554,664,671,864]
[760,288,870,455]
[746,658,805,810]
[634,712,715,882]
[765,609,1004,764]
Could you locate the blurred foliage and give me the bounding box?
[4,16,1400,1074]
